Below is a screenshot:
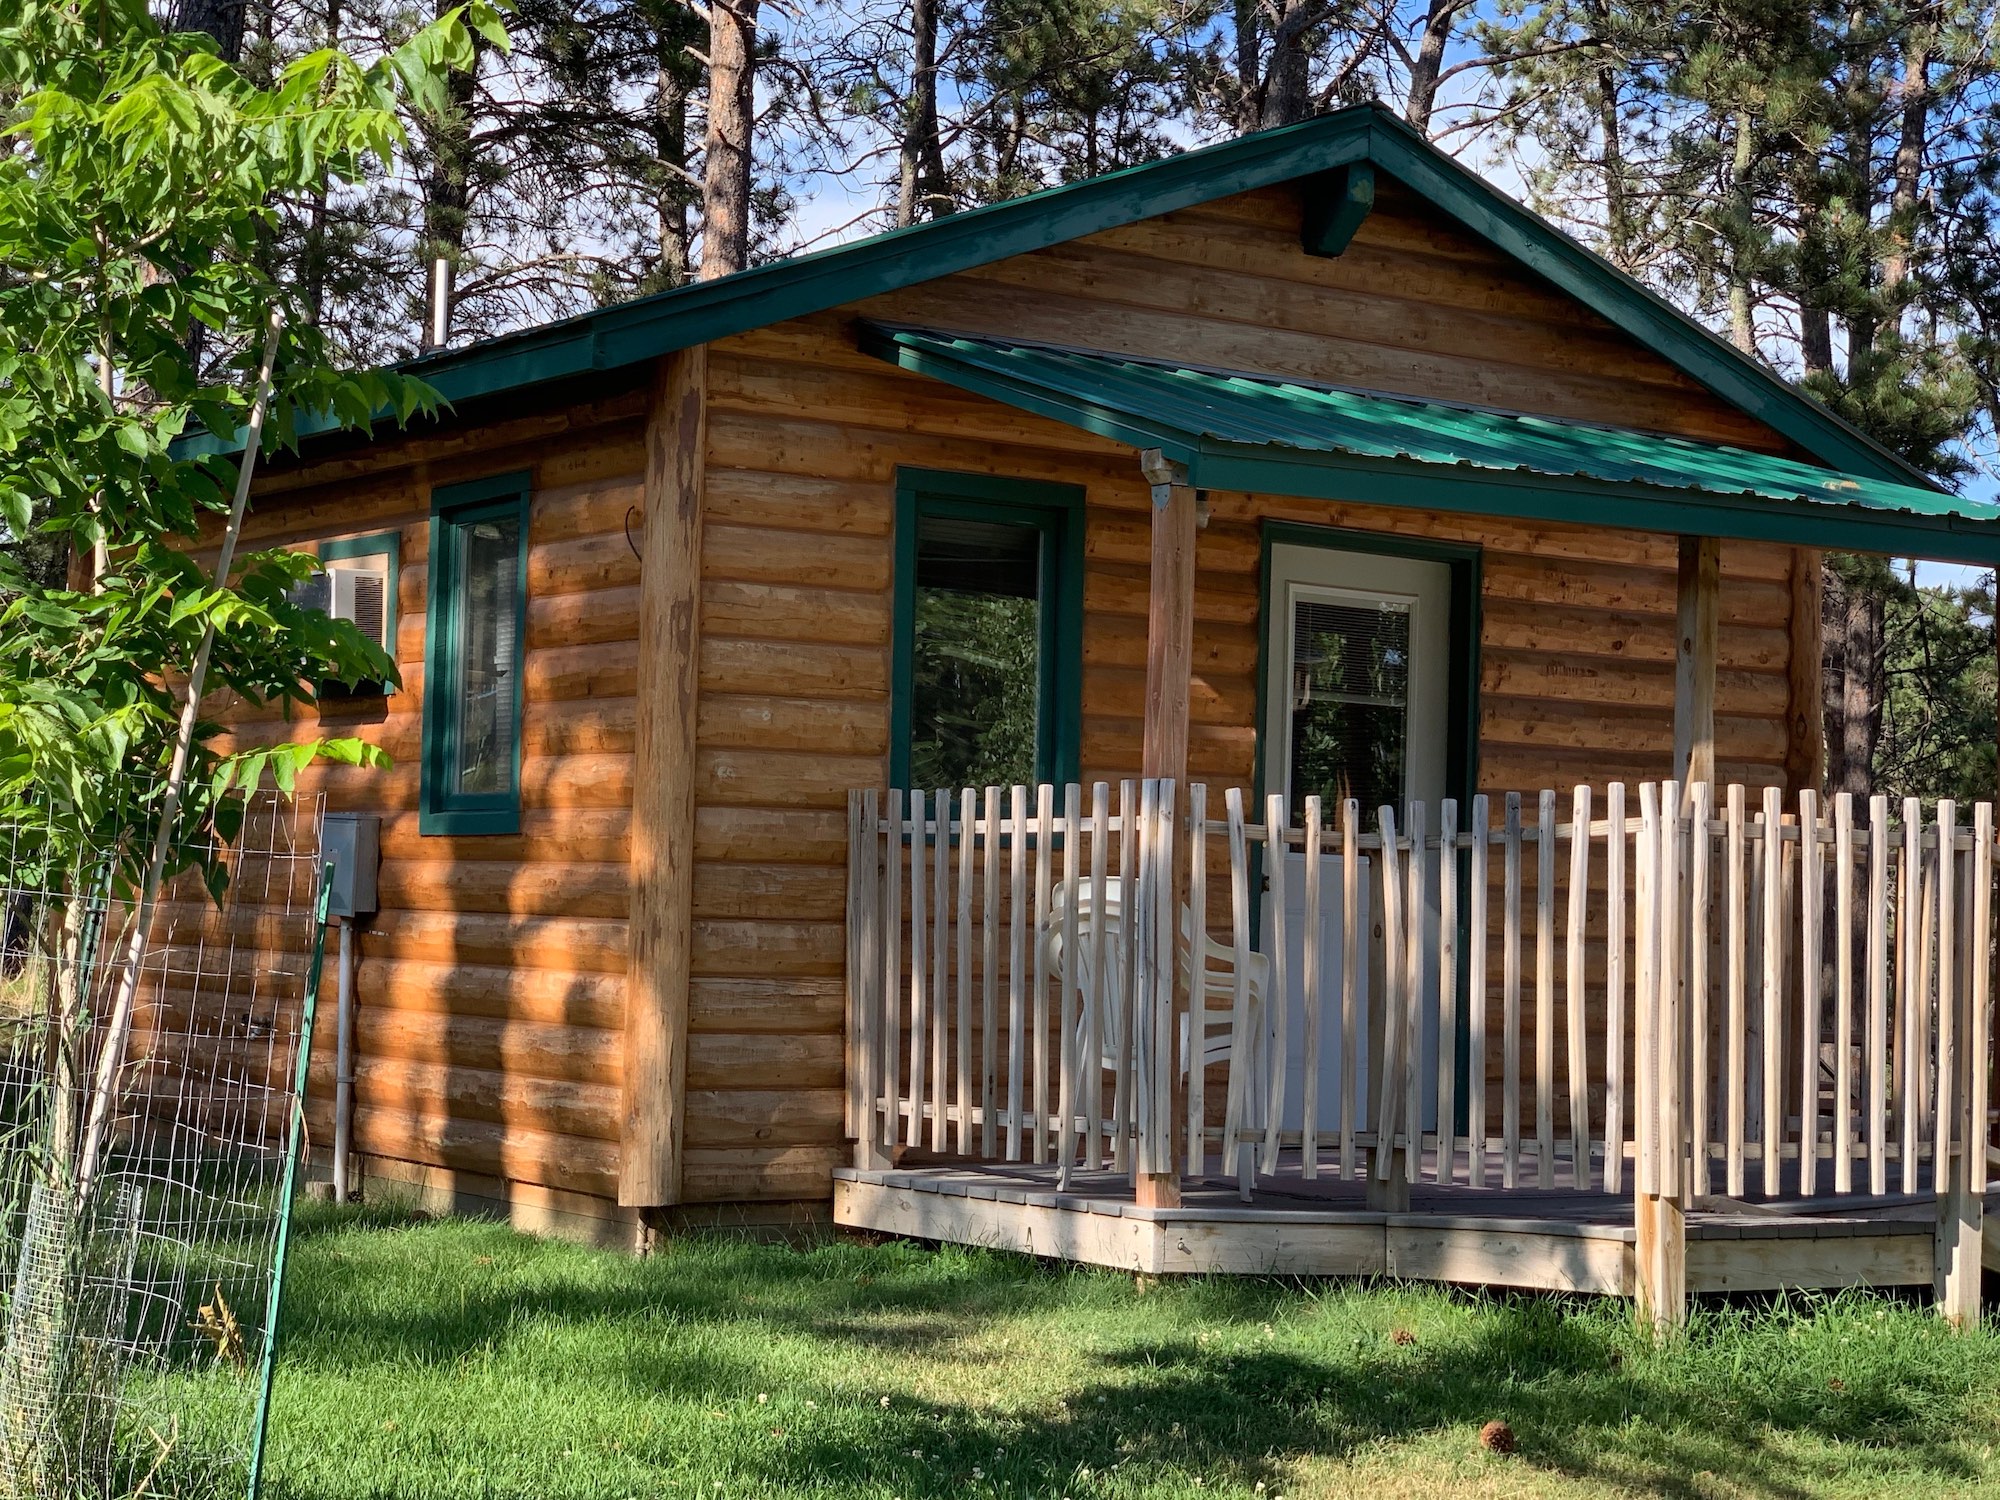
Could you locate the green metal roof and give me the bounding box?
[203,103,1934,493]
[860,324,2000,565]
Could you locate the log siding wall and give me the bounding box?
[230,178,1810,1226]
[216,413,649,1236]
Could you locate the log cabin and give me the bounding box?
[205,102,2000,1324]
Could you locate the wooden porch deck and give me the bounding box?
[833,1155,1968,1295]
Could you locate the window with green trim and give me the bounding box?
[892,470,1084,791]
[316,530,401,695]
[421,473,530,835]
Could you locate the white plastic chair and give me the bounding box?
[1041,878,1269,1085]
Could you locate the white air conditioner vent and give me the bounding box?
[292,548,394,692]
[328,565,387,649]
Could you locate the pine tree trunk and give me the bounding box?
[1726,108,1757,354]
[1842,5,1880,358]
[897,0,948,227]
[1403,0,1455,133]
[1879,32,1931,328]
[702,0,759,279]
[1596,55,1630,268]
[1263,0,1316,127]
[1233,0,1264,134]
[168,0,248,61]
[1799,306,1834,374]
[651,8,703,292]
[302,0,341,326]
[1837,573,1887,796]
[655,62,691,287]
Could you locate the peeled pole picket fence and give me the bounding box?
[844,780,1994,1254]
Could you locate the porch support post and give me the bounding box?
[1140,449,1196,789]
[622,344,708,1212]
[1785,549,1825,797]
[1634,1193,1687,1333]
[1674,535,1720,799]
[1139,448,1197,1210]
[1936,1171,1984,1328]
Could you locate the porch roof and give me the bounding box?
[860,323,2000,566]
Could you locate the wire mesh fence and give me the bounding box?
[0,789,326,1499]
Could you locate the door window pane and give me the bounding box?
[452,514,521,796]
[1287,591,1411,819]
[909,514,1040,790]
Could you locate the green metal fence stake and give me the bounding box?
[246,862,334,1500]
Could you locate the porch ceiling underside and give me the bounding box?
[861,323,2000,566]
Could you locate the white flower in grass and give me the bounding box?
[880,1395,892,1408]
[756,1393,768,1405]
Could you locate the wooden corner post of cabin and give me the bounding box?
[622,344,708,1215]
[1139,448,1197,1211]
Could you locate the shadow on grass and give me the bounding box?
[732,1308,1985,1500]
[272,1205,1997,1499]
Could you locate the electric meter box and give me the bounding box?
[320,812,380,919]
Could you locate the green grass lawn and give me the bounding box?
[261,1198,2000,1500]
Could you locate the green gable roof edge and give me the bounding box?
[1358,112,1933,491]
[174,113,1372,458]
[197,103,1929,495]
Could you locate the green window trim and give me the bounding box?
[319,529,402,695]
[891,468,1085,793]
[420,471,531,836]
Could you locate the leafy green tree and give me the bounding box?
[0,0,502,886]
[0,0,505,1477]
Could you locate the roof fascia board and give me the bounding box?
[1189,442,2000,565]
[1361,115,1932,491]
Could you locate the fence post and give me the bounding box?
[848,790,891,1171]
[1367,804,1413,1211]
[1635,781,1689,1335]
[1935,801,1984,1328]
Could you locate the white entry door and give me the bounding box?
[1260,543,1452,1138]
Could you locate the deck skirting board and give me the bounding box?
[1384,1222,1631,1295]
[1685,1230,1934,1292]
[833,1176,1163,1271]
[833,1167,1945,1296]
